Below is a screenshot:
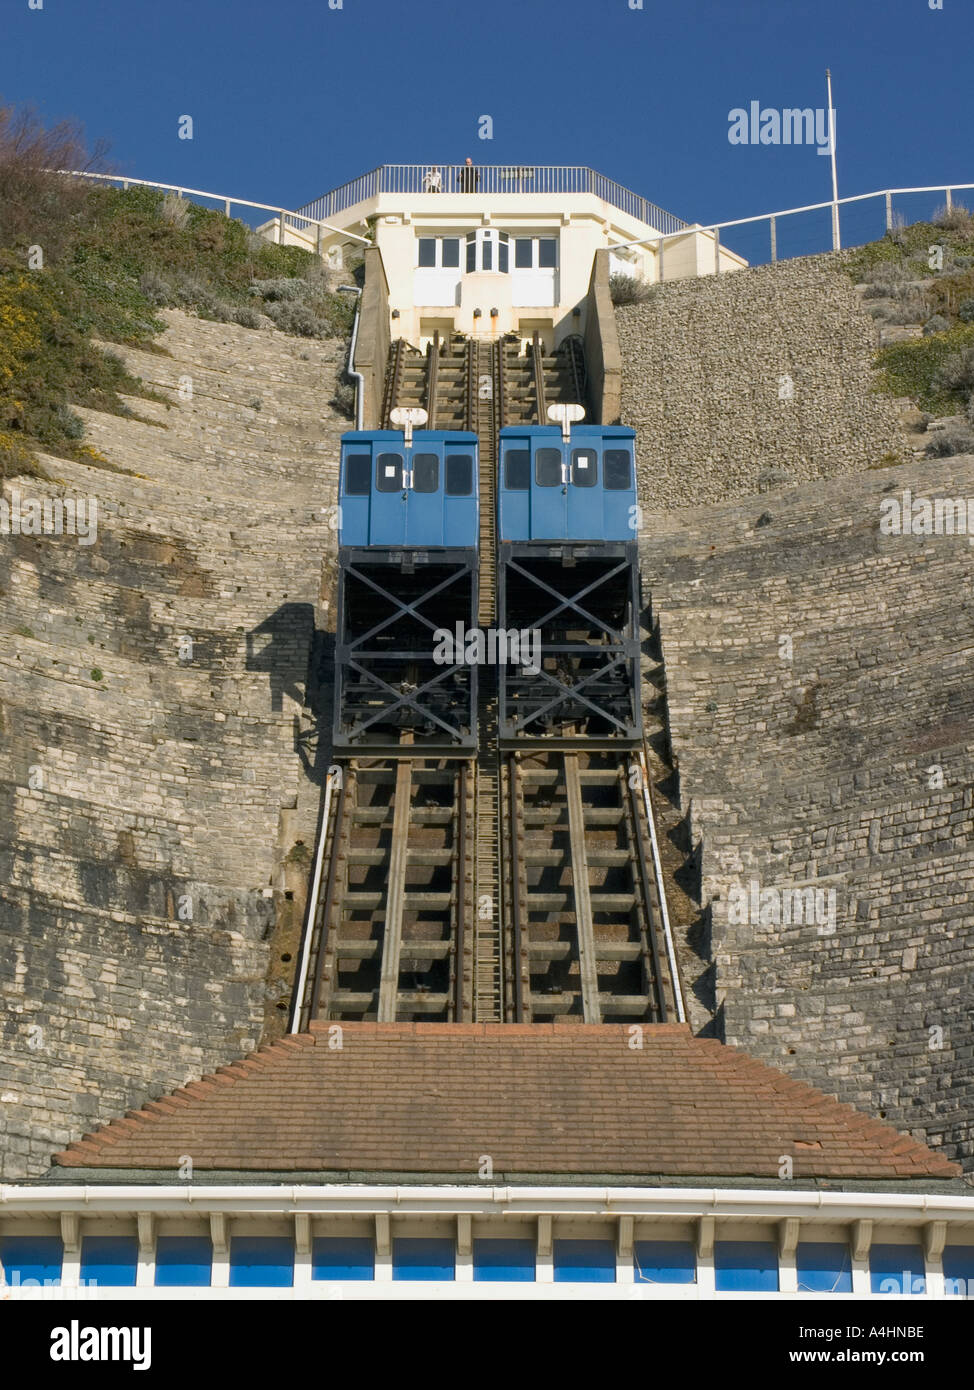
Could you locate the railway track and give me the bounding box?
[293,329,684,1027]
[298,757,474,1023]
[468,338,505,1019]
[502,750,676,1022]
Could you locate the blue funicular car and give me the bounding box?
[496,417,642,745]
[334,416,480,754]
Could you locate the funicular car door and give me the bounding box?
[403,442,442,546]
[566,442,599,539]
[500,438,531,540]
[442,446,477,546]
[370,448,407,544]
[530,440,568,539]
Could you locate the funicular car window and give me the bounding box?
[344,454,371,495]
[504,449,530,490]
[412,454,439,492]
[536,448,562,487]
[376,453,404,492]
[604,449,633,490]
[571,449,597,487]
[445,454,473,495]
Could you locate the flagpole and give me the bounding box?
[827,68,840,250]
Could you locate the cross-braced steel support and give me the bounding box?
[497,541,642,746]
[335,548,478,754]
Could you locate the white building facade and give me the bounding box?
[261,164,745,350]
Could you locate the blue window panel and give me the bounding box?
[473,1238,536,1282]
[714,1241,779,1293]
[154,1236,212,1287]
[0,1236,63,1285]
[553,1239,616,1283]
[80,1236,138,1288]
[796,1241,853,1293]
[392,1237,455,1281]
[634,1240,696,1285]
[943,1246,974,1296]
[870,1243,926,1295]
[229,1236,294,1288]
[312,1237,375,1282]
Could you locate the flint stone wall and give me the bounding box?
[618,259,906,509]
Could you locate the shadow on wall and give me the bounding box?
[245,604,316,714]
[245,603,335,788]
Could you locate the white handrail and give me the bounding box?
[289,769,336,1034]
[295,164,692,236]
[611,179,974,252]
[636,751,686,1025]
[55,169,372,245]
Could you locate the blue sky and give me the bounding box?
[3,0,970,260]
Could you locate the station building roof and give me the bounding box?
[52,1024,960,1183]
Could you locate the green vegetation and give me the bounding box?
[608,272,655,307]
[840,208,974,451]
[0,247,151,476]
[842,209,974,332]
[874,324,974,414]
[0,102,357,475]
[842,206,974,280]
[90,667,104,682]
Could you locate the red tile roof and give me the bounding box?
[53,1023,960,1179]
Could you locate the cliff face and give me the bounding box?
[0,310,347,1178]
[618,258,907,509]
[639,458,974,1168]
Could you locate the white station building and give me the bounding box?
[260,162,745,350]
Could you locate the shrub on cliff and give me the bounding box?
[932,203,974,237]
[0,100,356,471]
[0,249,148,465]
[926,426,974,457]
[875,324,974,414]
[609,273,655,306]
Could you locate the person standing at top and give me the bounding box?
[458,157,480,192]
[423,166,442,192]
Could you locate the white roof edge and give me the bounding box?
[2,1184,972,1218]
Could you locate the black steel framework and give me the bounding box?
[334,548,478,754]
[497,540,642,746]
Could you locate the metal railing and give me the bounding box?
[58,169,974,273]
[56,170,371,247]
[613,181,974,272]
[295,164,692,237]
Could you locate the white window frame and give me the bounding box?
[416,236,462,270]
[514,236,559,271]
[465,229,510,274]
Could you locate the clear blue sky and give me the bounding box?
[3,0,971,259]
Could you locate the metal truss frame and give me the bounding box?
[497,541,642,746]
[334,547,478,754]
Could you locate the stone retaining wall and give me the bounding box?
[619,259,906,509]
[0,310,347,1177]
[639,457,974,1167]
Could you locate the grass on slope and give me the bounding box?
[0,104,358,475]
[839,208,974,433]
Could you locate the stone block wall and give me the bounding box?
[639,458,974,1167]
[0,310,348,1177]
